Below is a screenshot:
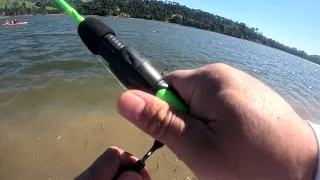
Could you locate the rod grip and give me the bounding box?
[156,87,189,113]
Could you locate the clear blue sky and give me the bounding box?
[173,0,320,55]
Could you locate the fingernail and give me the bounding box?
[119,92,145,122]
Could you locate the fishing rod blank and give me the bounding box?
[77,17,189,175]
[55,0,190,177]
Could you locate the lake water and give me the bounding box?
[1,15,320,180]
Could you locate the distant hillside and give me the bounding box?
[0,0,56,10]
[0,0,32,9]
[1,0,319,66]
[75,0,319,65]
[308,55,320,65]
[0,0,59,15]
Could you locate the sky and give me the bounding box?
[173,0,320,55]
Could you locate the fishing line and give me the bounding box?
[95,55,128,91]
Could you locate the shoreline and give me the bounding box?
[1,13,65,18]
[44,13,65,16]
[0,16,9,20]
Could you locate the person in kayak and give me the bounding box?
[13,19,17,24]
[76,63,319,180]
[5,20,9,24]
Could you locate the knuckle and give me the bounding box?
[207,62,230,72]
[201,63,241,89]
[196,63,228,89]
[197,63,227,79]
[144,99,176,140]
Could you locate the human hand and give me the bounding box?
[117,63,318,180]
[75,146,151,180]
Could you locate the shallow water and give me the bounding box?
[1,15,320,180]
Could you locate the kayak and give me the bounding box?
[1,22,28,27]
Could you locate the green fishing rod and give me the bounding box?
[55,0,189,177]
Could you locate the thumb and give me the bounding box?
[117,90,208,158]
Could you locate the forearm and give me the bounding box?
[306,120,320,180]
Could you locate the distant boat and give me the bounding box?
[1,22,28,27]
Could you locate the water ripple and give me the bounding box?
[0,15,320,121]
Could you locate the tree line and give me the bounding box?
[73,0,318,63]
[1,1,60,16]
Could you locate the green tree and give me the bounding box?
[21,2,26,8]
[169,14,182,24]
[113,6,120,16]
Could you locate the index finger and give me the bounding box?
[74,146,151,180]
[112,146,151,180]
